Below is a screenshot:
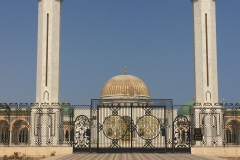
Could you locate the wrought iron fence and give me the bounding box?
[190,103,240,147]
[0,101,240,152]
[0,102,73,147]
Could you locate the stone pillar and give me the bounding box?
[9,130,12,145]
[30,103,62,146]
[193,104,223,147]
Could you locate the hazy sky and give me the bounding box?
[0,1,239,105]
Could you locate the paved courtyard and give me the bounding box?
[44,153,227,160]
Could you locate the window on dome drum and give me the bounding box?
[205,13,209,87]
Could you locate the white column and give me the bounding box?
[36,0,63,104]
[191,0,218,104]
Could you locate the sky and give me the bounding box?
[0,1,240,106]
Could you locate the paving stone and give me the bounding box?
[44,153,227,160]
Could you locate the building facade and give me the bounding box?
[1,0,240,155]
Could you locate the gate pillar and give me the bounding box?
[30,103,63,146]
[192,103,223,147]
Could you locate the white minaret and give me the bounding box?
[191,0,218,104]
[31,0,64,146]
[191,0,223,147]
[36,0,63,104]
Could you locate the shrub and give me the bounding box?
[14,152,21,159]
[3,155,8,160]
[51,151,56,156]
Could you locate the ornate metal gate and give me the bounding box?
[71,99,192,153]
[96,99,171,152]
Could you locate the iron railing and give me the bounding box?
[0,102,239,152]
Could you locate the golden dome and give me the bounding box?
[100,74,150,99]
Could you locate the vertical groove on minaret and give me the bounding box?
[46,13,49,87]
[205,13,209,87]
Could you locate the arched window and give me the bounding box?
[0,120,9,144]
[19,127,28,143]
[226,128,232,143]
[12,120,29,144]
[226,120,240,144]
[65,130,69,141]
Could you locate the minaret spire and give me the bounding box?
[36,0,63,104]
[191,0,218,104]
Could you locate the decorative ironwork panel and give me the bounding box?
[74,115,90,148]
[136,115,160,140]
[103,116,127,140]
[173,115,190,148]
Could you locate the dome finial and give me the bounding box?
[124,66,127,75]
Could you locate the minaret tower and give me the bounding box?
[191,0,223,147]
[31,0,63,146]
[36,0,63,104]
[191,0,218,104]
